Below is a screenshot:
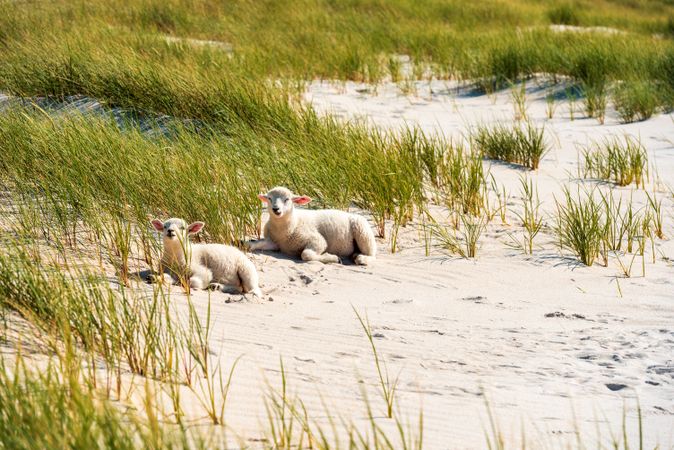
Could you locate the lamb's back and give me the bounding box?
[299,209,357,255]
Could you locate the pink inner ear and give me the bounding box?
[258,194,269,203]
[292,196,312,205]
[151,219,164,231]
[188,222,205,234]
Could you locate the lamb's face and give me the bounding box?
[259,186,311,219]
[151,218,204,243]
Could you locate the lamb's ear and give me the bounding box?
[187,221,205,235]
[292,195,312,205]
[258,194,270,203]
[151,219,164,232]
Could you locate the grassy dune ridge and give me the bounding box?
[1,0,673,106]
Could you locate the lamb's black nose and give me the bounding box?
[272,207,281,215]
[167,230,175,237]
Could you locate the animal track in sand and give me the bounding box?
[544,311,590,320]
[460,295,487,304]
[294,356,316,363]
[384,298,414,304]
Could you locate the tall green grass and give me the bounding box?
[0,109,435,248]
[554,187,663,267]
[0,357,188,450]
[0,245,178,381]
[0,1,671,446]
[570,45,613,123]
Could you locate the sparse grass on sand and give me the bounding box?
[554,187,663,267]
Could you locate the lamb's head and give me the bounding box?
[258,186,311,220]
[151,218,204,244]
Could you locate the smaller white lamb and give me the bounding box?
[151,218,262,297]
[247,186,376,265]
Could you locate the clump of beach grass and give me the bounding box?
[473,122,548,170]
[599,190,630,253]
[0,356,183,450]
[435,140,487,216]
[581,136,648,187]
[488,176,510,225]
[613,80,661,123]
[570,44,614,123]
[510,82,528,121]
[511,176,543,255]
[645,191,665,239]
[423,212,487,259]
[460,214,487,258]
[545,88,558,119]
[554,188,605,266]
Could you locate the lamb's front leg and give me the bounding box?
[246,238,280,252]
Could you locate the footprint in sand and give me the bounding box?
[605,383,629,391]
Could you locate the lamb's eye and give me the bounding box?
[180,226,185,230]
[285,199,290,203]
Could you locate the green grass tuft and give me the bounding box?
[473,122,548,170]
[613,80,661,123]
[581,136,648,187]
[554,188,605,266]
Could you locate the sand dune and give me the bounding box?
[3,80,673,448]
[148,79,674,447]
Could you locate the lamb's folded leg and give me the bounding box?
[351,216,377,266]
[246,238,280,252]
[189,266,213,290]
[301,248,340,264]
[353,254,376,265]
[189,276,208,290]
[239,261,263,297]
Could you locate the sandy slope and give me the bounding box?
[159,80,674,447]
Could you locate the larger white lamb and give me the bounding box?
[247,186,377,265]
[151,218,262,296]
